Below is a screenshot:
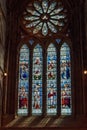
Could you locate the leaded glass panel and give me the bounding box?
[21,0,68,37]
[47,44,57,115]
[60,43,72,115]
[18,44,29,115]
[32,44,43,115]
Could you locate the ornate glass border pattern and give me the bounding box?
[21,0,68,37]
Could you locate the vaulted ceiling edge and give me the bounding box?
[6,0,85,13]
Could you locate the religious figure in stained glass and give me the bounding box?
[47,44,57,115]
[32,44,43,115]
[60,43,72,115]
[18,86,28,109]
[18,45,29,115]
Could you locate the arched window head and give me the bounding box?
[21,0,68,37]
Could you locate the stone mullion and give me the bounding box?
[57,47,61,116]
[29,50,33,116]
[42,49,47,116]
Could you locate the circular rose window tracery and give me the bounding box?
[21,0,68,37]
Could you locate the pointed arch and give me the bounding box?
[60,43,72,115]
[18,44,29,115]
[47,44,57,115]
[32,44,43,115]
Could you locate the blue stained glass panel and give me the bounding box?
[60,43,72,115]
[29,39,34,45]
[47,44,57,115]
[32,44,43,115]
[18,44,29,115]
[42,0,48,13]
[56,39,61,44]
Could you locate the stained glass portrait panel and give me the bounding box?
[32,44,43,115]
[47,44,57,115]
[18,44,29,115]
[60,43,72,115]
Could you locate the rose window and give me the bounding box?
[21,0,68,37]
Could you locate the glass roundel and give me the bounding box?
[22,0,68,37]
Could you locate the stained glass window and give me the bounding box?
[32,44,43,115]
[17,40,72,116]
[17,0,72,117]
[21,0,68,37]
[18,44,29,115]
[60,43,72,115]
[47,44,57,115]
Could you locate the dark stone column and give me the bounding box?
[70,5,84,116]
[3,7,19,118]
[83,0,87,116]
